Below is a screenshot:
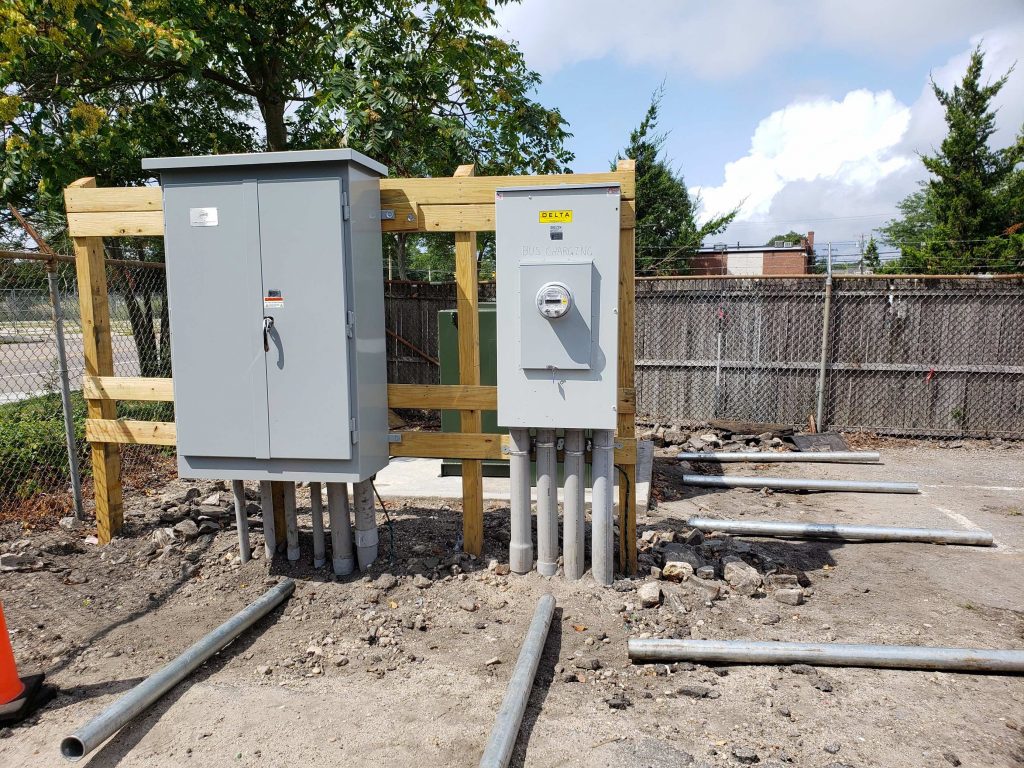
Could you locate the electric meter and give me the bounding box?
[536,282,572,319]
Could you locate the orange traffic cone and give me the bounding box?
[0,603,25,706]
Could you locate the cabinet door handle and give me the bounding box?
[263,316,275,352]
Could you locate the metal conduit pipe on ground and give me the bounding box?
[591,429,615,586]
[508,428,533,575]
[627,638,1024,674]
[535,429,558,577]
[682,474,919,494]
[309,482,326,568]
[677,451,881,464]
[60,580,296,762]
[259,481,276,559]
[479,594,557,768]
[283,482,300,561]
[687,517,994,546]
[230,480,251,563]
[326,482,354,576]
[562,430,586,581]
[353,479,379,571]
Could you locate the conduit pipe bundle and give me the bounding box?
[508,429,617,585]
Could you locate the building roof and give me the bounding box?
[697,243,808,254]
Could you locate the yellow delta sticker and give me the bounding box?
[539,209,573,224]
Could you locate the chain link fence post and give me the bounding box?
[46,260,85,519]
[814,242,834,432]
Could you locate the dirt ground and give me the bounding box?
[1,441,1022,767]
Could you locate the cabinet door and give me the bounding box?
[163,179,271,459]
[257,176,352,460]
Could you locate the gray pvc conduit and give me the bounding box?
[326,482,354,576]
[61,580,295,761]
[309,482,326,568]
[478,594,556,768]
[259,481,275,559]
[591,429,615,586]
[230,480,251,563]
[677,451,881,464]
[283,482,300,561]
[508,428,533,574]
[535,429,558,577]
[353,479,379,571]
[682,473,919,494]
[687,516,994,546]
[562,430,585,581]
[627,638,1024,674]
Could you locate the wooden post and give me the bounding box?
[454,163,484,556]
[616,159,638,574]
[66,177,124,543]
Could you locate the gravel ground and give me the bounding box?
[0,441,1022,767]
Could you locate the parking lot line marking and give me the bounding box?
[929,503,1016,554]
[922,484,1024,493]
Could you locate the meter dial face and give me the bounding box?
[536,282,572,319]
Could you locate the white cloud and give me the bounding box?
[495,0,1022,79]
[694,24,1024,246]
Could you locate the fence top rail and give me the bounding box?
[636,273,1024,281]
[0,249,166,270]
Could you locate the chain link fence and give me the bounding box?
[636,275,1024,438]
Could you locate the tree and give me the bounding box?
[614,88,736,276]
[863,236,881,271]
[880,47,1024,273]
[768,231,805,246]
[1,0,573,278]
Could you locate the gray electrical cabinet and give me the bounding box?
[495,184,620,430]
[142,149,389,482]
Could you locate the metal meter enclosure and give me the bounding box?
[495,184,620,429]
[142,149,389,482]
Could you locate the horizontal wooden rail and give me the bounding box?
[86,418,176,446]
[381,200,636,233]
[84,376,174,401]
[81,377,636,415]
[379,171,634,205]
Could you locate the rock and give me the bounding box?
[759,612,782,626]
[682,529,704,546]
[660,543,705,570]
[824,743,841,754]
[332,656,349,667]
[695,566,715,580]
[412,574,432,589]
[723,557,761,596]
[611,579,636,592]
[773,588,804,606]
[64,570,88,585]
[197,519,221,534]
[173,519,200,540]
[650,566,663,580]
[790,664,817,675]
[638,582,662,608]
[766,573,800,589]
[687,437,706,451]
[561,671,579,683]
[256,665,272,676]
[493,563,510,576]
[812,676,834,693]
[200,492,221,507]
[59,517,85,532]
[484,656,501,666]
[375,573,398,591]
[677,684,711,699]
[604,692,631,710]
[0,553,44,572]
[574,657,601,671]
[732,746,759,764]
[662,561,694,582]
[942,752,961,766]
[458,597,478,612]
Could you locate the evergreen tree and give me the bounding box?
[880,47,1024,273]
[863,236,881,271]
[614,88,736,275]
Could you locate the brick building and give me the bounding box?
[690,231,815,275]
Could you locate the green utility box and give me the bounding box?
[439,303,508,477]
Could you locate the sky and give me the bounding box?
[493,0,1024,260]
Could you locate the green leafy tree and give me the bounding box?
[1,0,572,280]
[863,236,881,271]
[880,47,1024,273]
[768,230,805,246]
[614,88,736,276]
